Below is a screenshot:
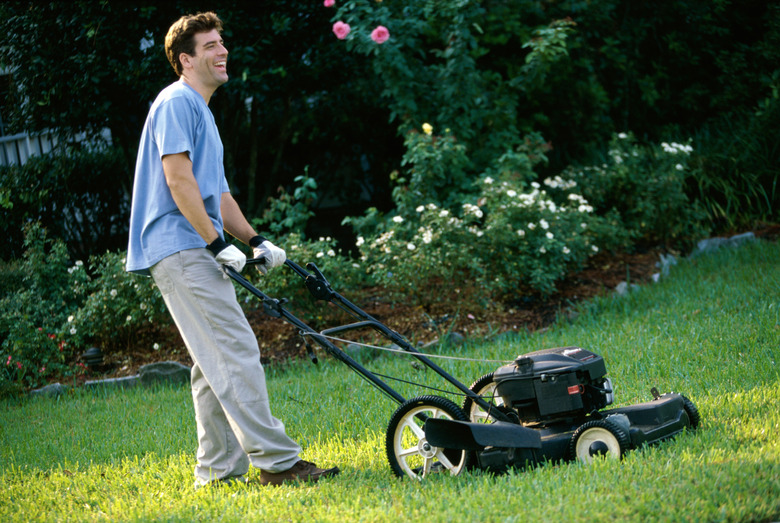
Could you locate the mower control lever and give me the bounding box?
[303,262,335,301]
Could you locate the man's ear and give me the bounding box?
[179,52,192,70]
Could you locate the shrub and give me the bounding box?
[348,124,623,303]
[475,175,623,298]
[58,251,170,355]
[251,173,318,238]
[0,223,82,394]
[0,224,171,396]
[564,132,709,250]
[690,100,780,230]
[0,148,129,261]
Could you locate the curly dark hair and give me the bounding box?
[164,12,223,77]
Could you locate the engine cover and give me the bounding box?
[494,346,611,423]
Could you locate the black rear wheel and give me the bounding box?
[461,372,505,424]
[385,395,472,479]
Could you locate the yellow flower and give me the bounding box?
[422,123,433,135]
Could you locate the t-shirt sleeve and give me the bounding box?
[152,96,196,159]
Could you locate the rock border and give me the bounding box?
[30,361,191,397]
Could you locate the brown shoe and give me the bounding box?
[259,459,340,486]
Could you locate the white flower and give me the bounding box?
[546,232,554,240]
[528,223,536,230]
[75,260,83,267]
[462,203,483,218]
[539,247,547,254]
[427,203,438,210]
[67,315,74,323]
[110,289,117,297]
[506,190,517,198]
[153,343,160,351]
[484,177,494,184]
[675,164,684,171]
[316,252,324,258]
[140,303,147,310]
[618,132,628,139]
[327,249,336,257]
[540,219,549,229]
[70,327,77,335]
[407,243,416,250]
[356,236,365,247]
[439,209,449,217]
[592,245,599,253]
[581,223,588,229]
[517,230,525,237]
[563,246,570,254]
[126,315,132,322]
[416,205,425,213]
[422,229,433,244]
[392,215,404,223]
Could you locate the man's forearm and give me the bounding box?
[221,192,257,245]
[162,153,220,244]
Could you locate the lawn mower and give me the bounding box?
[224,259,700,480]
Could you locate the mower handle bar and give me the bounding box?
[229,257,513,422]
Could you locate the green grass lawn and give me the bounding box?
[2,241,779,522]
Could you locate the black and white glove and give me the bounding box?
[206,237,246,275]
[250,235,286,275]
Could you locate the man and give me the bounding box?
[126,11,339,488]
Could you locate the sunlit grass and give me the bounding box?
[1,241,778,522]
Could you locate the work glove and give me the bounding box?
[250,235,286,275]
[206,237,246,276]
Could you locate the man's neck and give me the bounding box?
[180,75,215,105]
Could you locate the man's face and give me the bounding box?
[182,29,228,89]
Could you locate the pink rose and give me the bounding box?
[332,21,351,40]
[370,25,389,44]
[323,0,335,6]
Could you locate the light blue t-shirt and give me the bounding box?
[126,80,230,275]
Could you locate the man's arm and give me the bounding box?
[162,152,220,244]
[221,192,257,245]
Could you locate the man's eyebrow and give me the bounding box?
[202,38,224,48]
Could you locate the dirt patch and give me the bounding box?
[74,248,663,383]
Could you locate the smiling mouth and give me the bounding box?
[215,61,227,69]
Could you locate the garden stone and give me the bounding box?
[30,382,69,397]
[615,281,640,296]
[345,342,378,362]
[692,231,756,257]
[421,332,466,350]
[84,375,140,390]
[138,361,191,386]
[657,253,678,276]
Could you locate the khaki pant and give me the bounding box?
[150,249,301,485]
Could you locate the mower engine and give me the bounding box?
[493,346,614,424]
